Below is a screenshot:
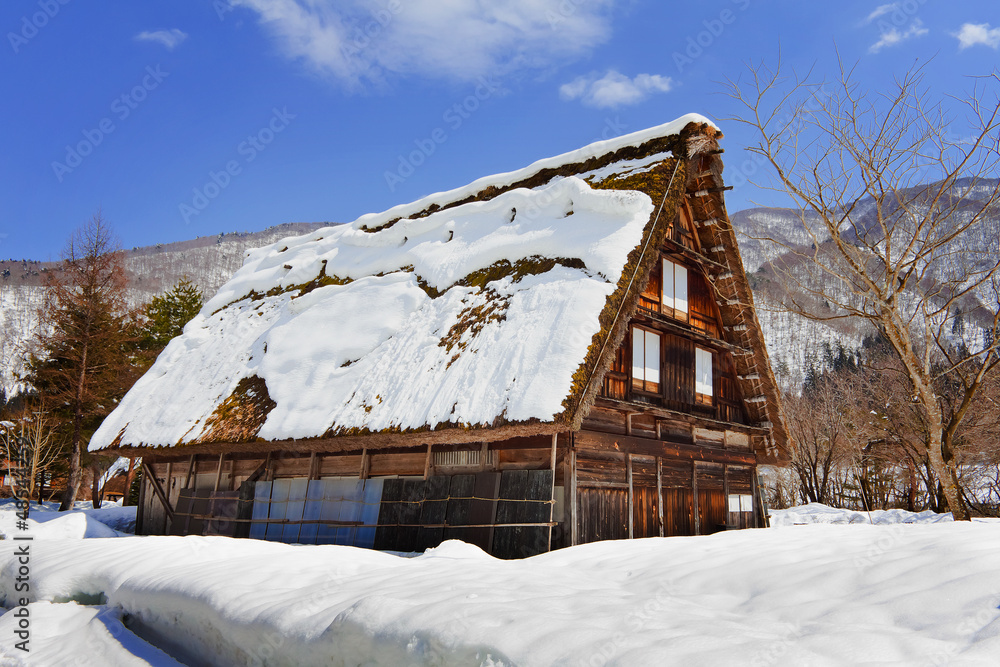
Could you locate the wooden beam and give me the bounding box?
[656,457,664,538]
[692,461,700,536]
[358,448,372,479]
[423,444,433,480]
[479,441,490,472]
[135,462,147,535]
[142,461,175,522]
[575,429,756,466]
[548,432,558,552]
[569,447,578,547]
[213,454,226,493]
[595,397,771,438]
[723,463,730,529]
[627,453,634,540]
[182,455,195,490]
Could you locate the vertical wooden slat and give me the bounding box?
[135,464,147,535]
[479,441,490,472]
[626,453,634,540]
[548,433,558,552]
[569,447,578,546]
[164,460,173,528]
[213,454,225,492]
[307,452,317,481]
[656,457,664,538]
[723,463,730,529]
[423,444,433,480]
[692,461,701,536]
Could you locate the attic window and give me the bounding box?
[662,258,688,321]
[631,327,660,394]
[695,346,713,405]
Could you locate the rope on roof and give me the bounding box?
[577,159,682,412]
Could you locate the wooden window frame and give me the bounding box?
[695,346,713,406]
[631,326,662,395]
[661,258,689,323]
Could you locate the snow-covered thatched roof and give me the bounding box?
[91,114,788,459]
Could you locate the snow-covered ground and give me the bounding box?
[1,503,998,666]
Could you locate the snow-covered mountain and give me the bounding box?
[3,175,997,399]
[0,223,330,396]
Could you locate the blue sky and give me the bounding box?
[2,1,997,260]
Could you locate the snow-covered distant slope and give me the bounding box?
[0,223,329,396]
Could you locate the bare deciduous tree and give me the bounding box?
[725,60,1000,519]
[1,410,62,501]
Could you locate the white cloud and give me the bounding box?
[953,23,1000,50]
[134,29,188,51]
[230,0,616,88]
[869,19,928,53]
[865,3,898,23]
[559,70,672,109]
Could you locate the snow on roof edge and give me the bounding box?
[259,114,717,254]
[352,113,716,230]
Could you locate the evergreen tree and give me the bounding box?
[142,278,204,349]
[26,213,133,511]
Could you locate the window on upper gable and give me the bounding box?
[631,327,661,394]
[662,258,688,322]
[695,346,713,405]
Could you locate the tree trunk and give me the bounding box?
[926,432,969,520]
[90,462,103,508]
[59,342,88,511]
[59,439,81,511]
[918,387,970,520]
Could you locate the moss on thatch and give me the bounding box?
[193,375,277,445]
[557,157,689,427]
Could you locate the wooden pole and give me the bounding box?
[307,452,318,481]
[656,457,664,538]
[423,444,433,480]
[627,453,634,539]
[479,441,490,471]
[359,448,370,480]
[548,433,558,552]
[135,463,147,535]
[722,463,730,529]
[142,460,176,523]
[183,455,196,490]
[569,447,578,546]
[213,454,225,492]
[692,461,700,536]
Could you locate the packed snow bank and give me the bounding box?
[0,602,184,667]
[0,499,135,540]
[769,502,959,527]
[3,523,1000,665]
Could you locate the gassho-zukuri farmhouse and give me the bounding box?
[91,113,791,558]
